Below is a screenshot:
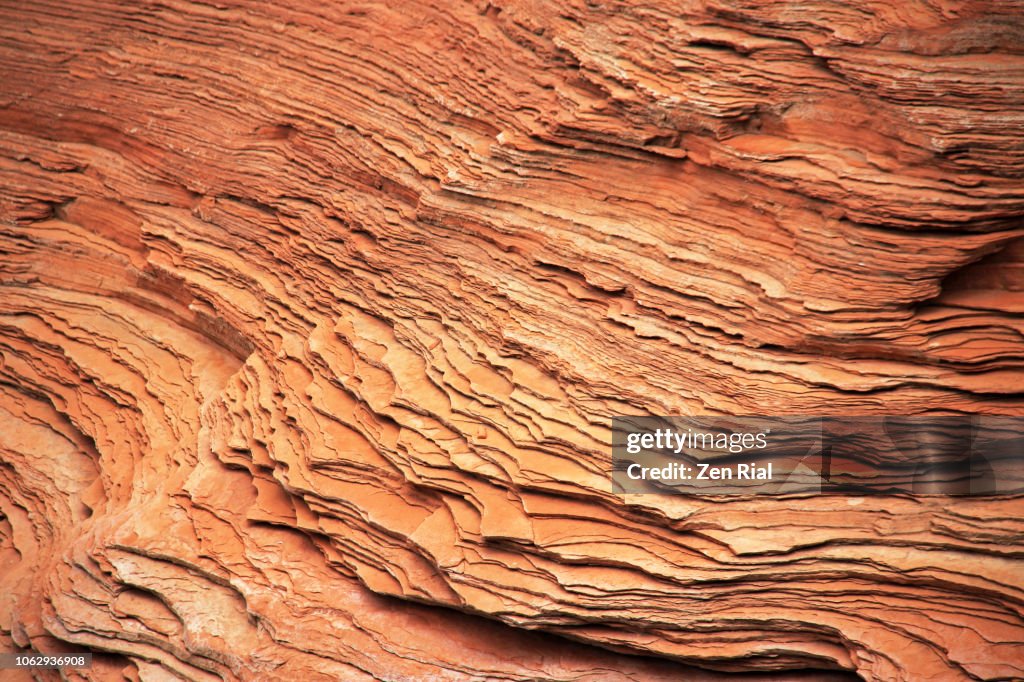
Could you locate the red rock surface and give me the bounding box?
[1,0,1023,680]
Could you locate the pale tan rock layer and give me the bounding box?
[1,0,1022,680]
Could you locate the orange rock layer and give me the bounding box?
[1,0,1023,680]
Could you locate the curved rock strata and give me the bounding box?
[1,0,1023,680]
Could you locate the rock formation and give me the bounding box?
[1,0,1023,679]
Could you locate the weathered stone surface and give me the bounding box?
[1,0,1022,680]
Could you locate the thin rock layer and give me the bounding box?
[1,0,1023,680]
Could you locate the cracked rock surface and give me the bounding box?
[1,0,1023,680]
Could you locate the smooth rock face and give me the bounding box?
[1,0,1022,679]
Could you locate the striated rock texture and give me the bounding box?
[1,0,1023,680]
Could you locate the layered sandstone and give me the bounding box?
[1,0,1023,680]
